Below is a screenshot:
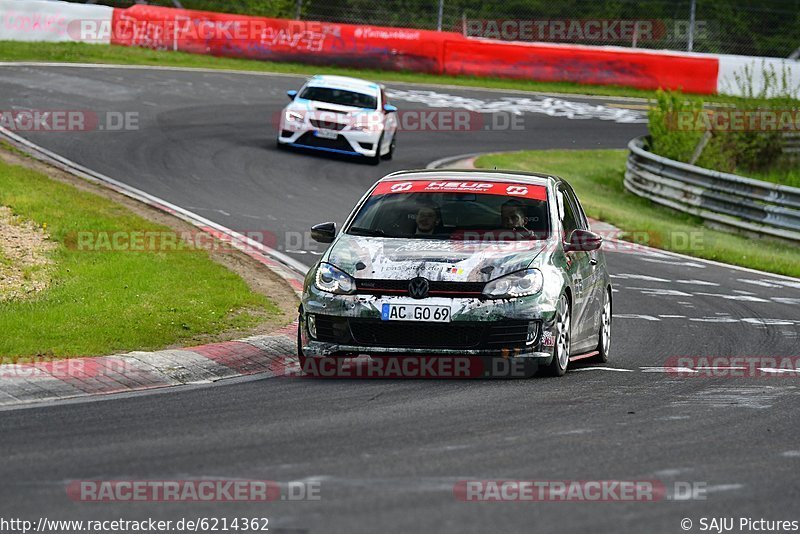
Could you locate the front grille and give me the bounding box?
[295,132,355,152]
[310,119,346,131]
[350,321,483,349]
[355,279,485,298]
[313,314,535,350]
[347,319,533,350]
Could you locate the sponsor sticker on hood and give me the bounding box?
[327,235,545,281]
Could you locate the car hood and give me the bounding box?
[288,98,376,116]
[326,234,548,282]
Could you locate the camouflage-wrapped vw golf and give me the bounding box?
[298,169,612,377]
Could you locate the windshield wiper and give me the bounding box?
[348,226,387,237]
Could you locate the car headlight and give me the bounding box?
[482,269,544,299]
[350,116,382,132]
[351,123,382,132]
[285,110,304,123]
[314,263,356,295]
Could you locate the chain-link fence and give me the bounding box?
[70,0,800,58]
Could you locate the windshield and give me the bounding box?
[347,180,550,241]
[299,86,378,109]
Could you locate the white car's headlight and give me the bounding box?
[350,115,383,132]
[285,110,304,123]
[483,269,544,299]
[314,263,356,295]
[351,124,383,132]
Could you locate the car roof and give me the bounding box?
[306,75,381,94]
[379,169,560,188]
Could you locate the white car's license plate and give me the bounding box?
[381,303,451,322]
[314,129,338,139]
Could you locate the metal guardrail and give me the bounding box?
[624,136,800,243]
[784,132,800,155]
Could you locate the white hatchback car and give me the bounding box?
[277,75,398,164]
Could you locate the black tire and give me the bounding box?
[591,288,612,363]
[381,133,396,160]
[368,134,383,165]
[543,294,571,377]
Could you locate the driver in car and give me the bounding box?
[414,201,441,236]
[500,199,530,232]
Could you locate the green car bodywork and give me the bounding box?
[298,169,612,377]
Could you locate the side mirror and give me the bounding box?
[383,104,397,113]
[564,229,602,252]
[311,222,336,243]
[287,90,298,100]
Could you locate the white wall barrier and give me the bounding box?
[0,0,112,44]
[717,55,800,99]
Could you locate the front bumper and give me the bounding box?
[299,291,559,363]
[277,120,382,157]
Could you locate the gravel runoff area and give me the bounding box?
[0,205,56,301]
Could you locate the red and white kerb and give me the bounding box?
[372,180,547,201]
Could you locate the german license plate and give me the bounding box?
[381,303,451,322]
[314,129,338,140]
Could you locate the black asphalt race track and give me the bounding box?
[1,65,798,534]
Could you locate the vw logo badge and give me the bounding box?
[408,277,430,299]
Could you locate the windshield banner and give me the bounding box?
[371,180,547,201]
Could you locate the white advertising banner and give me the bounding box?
[0,0,113,44]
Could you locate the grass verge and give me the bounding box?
[0,149,280,359]
[0,41,662,100]
[475,149,800,278]
[745,164,800,189]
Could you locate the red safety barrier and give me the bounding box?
[442,39,719,94]
[108,5,719,94]
[110,5,448,74]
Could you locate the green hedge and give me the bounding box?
[648,65,799,183]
